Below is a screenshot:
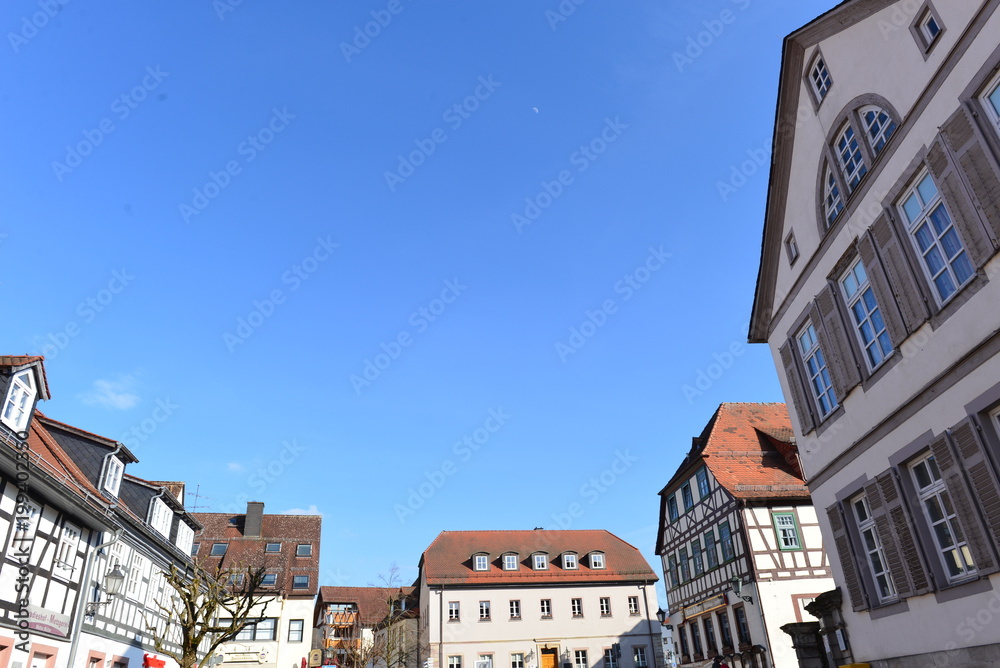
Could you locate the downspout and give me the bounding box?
[639,583,659,668]
[437,589,443,668]
[67,527,123,668]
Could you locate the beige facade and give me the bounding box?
[750,2,1000,666]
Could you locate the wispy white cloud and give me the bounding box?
[227,462,244,472]
[282,505,322,516]
[79,375,140,410]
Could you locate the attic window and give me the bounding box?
[533,553,548,570]
[502,554,519,571]
[563,553,578,569]
[589,552,605,569]
[210,543,228,557]
[473,554,489,571]
[265,542,281,553]
[296,544,312,557]
[262,573,277,587]
[103,457,124,496]
[2,369,36,433]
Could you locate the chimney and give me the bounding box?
[245,501,264,537]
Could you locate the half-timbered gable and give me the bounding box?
[656,403,834,668]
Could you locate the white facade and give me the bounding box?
[751,2,1000,665]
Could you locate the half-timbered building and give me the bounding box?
[655,404,833,668]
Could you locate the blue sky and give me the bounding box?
[4,0,835,602]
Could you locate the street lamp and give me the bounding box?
[85,565,126,616]
[728,576,753,605]
[655,608,667,625]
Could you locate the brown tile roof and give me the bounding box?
[318,586,395,625]
[193,509,321,597]
[421,530,658,586]
[0,356,51,400]
[661,403,808,502]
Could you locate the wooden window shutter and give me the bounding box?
[867,471,932,597]
[871,213,929,331]
[931,432,999,576]
[949,416,1000,557]
[779,339,815,432]
[812,288,861,400]
[857,233,907,348]
[942,107,1000,246]
[926,132,993,269]
[825,503,867,611]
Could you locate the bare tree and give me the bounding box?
[331,566,419,668]
[145,563,271,668]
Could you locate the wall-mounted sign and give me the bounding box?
[26,606,70,637]
[680,594,726,621]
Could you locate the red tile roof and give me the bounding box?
[193,509,321,597]
[661,403,807,501]
[318,586,396,625]
[421,530,658,586]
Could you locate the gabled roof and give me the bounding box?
[318,586,395,625]
[420,530,658,586]
[660,403,806,501]
[0,355,51,400]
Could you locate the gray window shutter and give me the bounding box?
[949,416,1000,556]
[871,213,929,331]
[812,288,860,401]
[931,432,999,576]
[779,340,815,432]
[867,471,932,597]
[926,134,992,269]
[942,107,1000,246]
[825,504,867,611]
[857,233,907,348]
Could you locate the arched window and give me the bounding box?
[860,105,897,155]
[823,166,844,227]
[836,123,868,192]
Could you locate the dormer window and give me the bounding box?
[175,522,194,556]
[149,497,172,537]
[473,554,489,571]
[589,552,606,569]
[532,553,548,570]
[502,553,519,571]
[562,553,578,569]
[2,370,36,433]
[103,457,124,496]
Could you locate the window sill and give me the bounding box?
[540,615,553,620]
[929,271,989,332]
[934,574,993,603]
[509,617,521,621]
[447,619,461,623]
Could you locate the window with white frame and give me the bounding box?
[503,553,518,570]
[981,71,1000,132]
[296,543,313,557]
[917,8,942,47]
[851,494,896,602]
[2,370,36,433]
[772,512,801,550]
[511,654,524,668]
[288,619,304,642]
[563,552,578,569]
[628,596,640,615]
[509,599,520,619]
[540,599,552,617]
[574,651,588,668]
[477,655,493,668]
[809,55,832,102]
[265,542,281,553]
[898,171,974,303]
[293,575,310,589]
[150,497,172,538]
[798,322,838,418]
[590,552,605,569]
[226,617,276,641]
[571,598,583,617]
[175,522,194,556]
[261,573,277,587]
[210,542,227,557]
[861,106,897,156]
[473,554,489,571]
[785,231,800,264]
[910,453,976,580]
[600,597,611,616]
[479,600,491,620]
[54,521,80,576]
[603,649,617,668]
[103,456,124,496]
[448,658,461,668]
[633,647,647,668]
[824,167,844,227]
[127,553,144,598]
[533,553,548,570]
[840,258,893,370]
[448,601,460,621]
[836,123,868,192]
